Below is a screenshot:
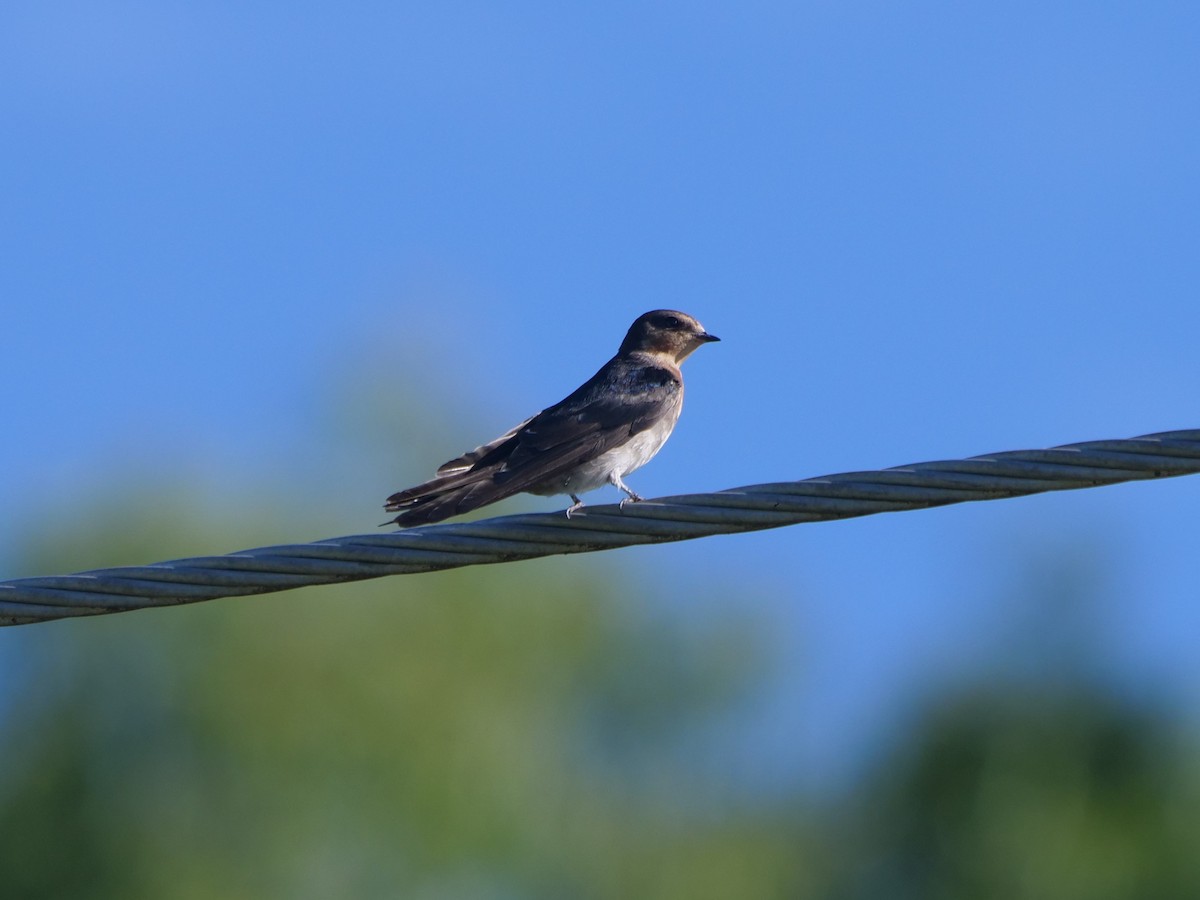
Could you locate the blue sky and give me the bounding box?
[3,3,1199,788]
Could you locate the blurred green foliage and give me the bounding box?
[0,494,811,899]
[835,688,1200,900]
[2,489,1198,898]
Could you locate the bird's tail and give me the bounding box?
[382,471,513,528]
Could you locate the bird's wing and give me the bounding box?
[384,359,680,524]
[434,414,536,476]
[489,360,680,494]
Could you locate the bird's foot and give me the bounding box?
[610,473,645,510]
[565,495,585,518]
[618,490,644,510]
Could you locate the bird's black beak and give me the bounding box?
[699,331,720,343]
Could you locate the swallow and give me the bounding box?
[383,309,719,527]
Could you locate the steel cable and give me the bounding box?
[3,429,1197,626]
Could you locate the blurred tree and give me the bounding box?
[822,549,1200,899]
[0,484,814,899]
[830,688,1200,899]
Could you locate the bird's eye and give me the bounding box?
[655,315,682,329]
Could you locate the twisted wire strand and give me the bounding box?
[3,429,1198,627]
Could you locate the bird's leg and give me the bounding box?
[565,494,585,518]
[611,474,644,510]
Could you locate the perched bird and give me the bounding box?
[383,309,719,527]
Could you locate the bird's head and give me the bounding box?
[619,310,720,363]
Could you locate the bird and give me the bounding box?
[382,309,720,528]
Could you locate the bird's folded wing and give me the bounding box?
[487,366,680,493]
[435,415,535,475]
